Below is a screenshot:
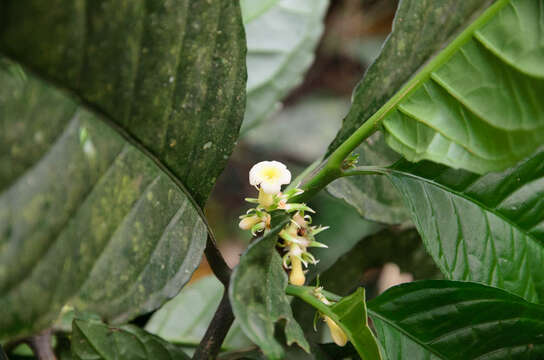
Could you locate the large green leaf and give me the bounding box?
[368,280,544,359]
[145,275,251,351]
[242,0,328,131]
[0,0,246,205]
[370,149,544,302]
[327,132,409,224]
[72,317,190,360]
[229,213,310,360]
[362,0,544,174]
[0,64,207,339]
[327,0,490,154]
[0,0,246,340]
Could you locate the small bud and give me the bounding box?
[289,256,305,286]
[324,316,348,346]
[238,215,260,230]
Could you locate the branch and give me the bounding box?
[26,330,56,360]
[192,291,235,360]
[204,235,232,286]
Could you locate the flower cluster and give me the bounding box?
[239,161,327,286]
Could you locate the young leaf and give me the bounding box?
[229,213,310,360]
[327,0,490,154]
[378,149,544,303]
[72,318,190,360]
[242,0,328,131]
[368,280,544,359]
[0,0,246,341]
[145,276,252,351]
[287,286,382,360]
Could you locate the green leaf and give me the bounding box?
[287,286,382,360]
[0,0,246,340]
[327,132,409,224]
[242,0,328,131]
[72,318,190,360]
[368,280,544,359]
[0,0,246,205]
[229,213,310,359]
[0,67,207,340]
[327,0,490,154]
[376,148,544,302]
[145,275,252,351]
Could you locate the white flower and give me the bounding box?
[249,161,291,194]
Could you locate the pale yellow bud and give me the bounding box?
[289,256,305,286]
[238,215,260,230]
[324,316,348,346]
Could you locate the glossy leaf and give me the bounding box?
[0,0,246,205]
[368,280,544,359]
[242,0,328,130]
[378,149,544,302]
[0,0,246,340]
[327,132,409,224]
[287,286,382,360]
[72,318,190,360]
[327,0,490,154]
[229,213,310,360]
[145,276,251,350]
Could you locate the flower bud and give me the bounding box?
[324,316,348,346]
[238,215,260,230]
[289,256,305,286]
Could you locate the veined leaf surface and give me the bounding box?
[0,0,246,340]
[377,149,544,302]
[368,280,544,359]
[72,318,190,360]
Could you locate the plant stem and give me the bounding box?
[192,291,235,360]
[27,330,56,360]
[204,235,232,286]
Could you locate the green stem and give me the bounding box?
[285,285,341,318]
[293,0,510,203]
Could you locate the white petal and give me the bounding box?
[261,180,281,194]
[249,161,268,185]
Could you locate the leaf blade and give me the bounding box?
[368,280,544,360]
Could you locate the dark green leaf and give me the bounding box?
[328,0,490,154]
[72,318,190,360]
[0,0,246,340]
[327,132,409,224]
[0,68,207,339]
[242,0,328,130]
[145,275,252,351]
[287,286,382,360]
[383,149,544,302]
[0,0,246,205]
[368,280,544,359]
[229,213,310,359]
